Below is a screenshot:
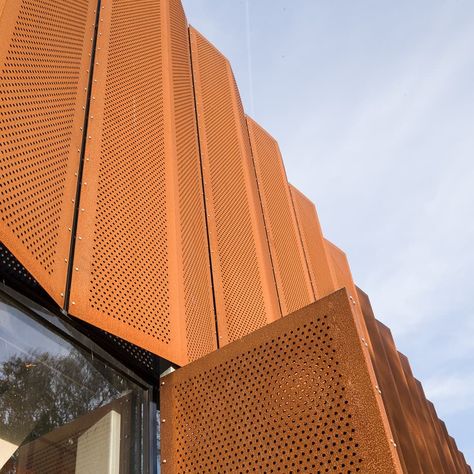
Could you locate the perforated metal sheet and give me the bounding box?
[377,323,435,473]
[69,0,215,365]
[358,288,421,473]
[0,0,96,304]
[246,117,314,315]
[189,27,280,346]
[290,186,337,299]
[160,289,402,473]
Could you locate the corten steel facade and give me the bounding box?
[0,0,471,472]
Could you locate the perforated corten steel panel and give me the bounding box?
[69,0,215,365]
[160,289,402,473]
[0,0,96,304]
[167,0,216,362]
[290,186,337,299]
[189,27,280,346]
[246,117,314,315]
[377,323,435,473]
[358,288,417,474]
[399,354,444,473]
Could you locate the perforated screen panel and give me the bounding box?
[189,27,280,346]
[69,0,215,365]
[358,288,420,474]
[167,0,216,362]
[160,289,402,473]
[377,323,436,473]
[290,185,337,299]
[246,118,314,315]
[0,0,96,304]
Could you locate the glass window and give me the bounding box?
[0,293,147,474]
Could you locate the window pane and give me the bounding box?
[0,295,145,474]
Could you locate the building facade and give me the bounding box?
[0,0,470,472]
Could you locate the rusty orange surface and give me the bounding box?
[246,117,314,315]
[358,288,421,474]
[70,0,216,366]
[289,185,337,299]
[427,401,458,473]
[0,0,96,305]
[377,322,435,473]
[403,362,445,473]
[189,27,280,346]
[160,289,402,473]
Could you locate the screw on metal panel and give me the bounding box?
[75,267,79,271]
[161,381,165,386]
[376,385,382,394]
[64,258,68,262]
[71,199,75,203]
[72,302,76,305]
[60,293,64,297]
[162,419,166,423]
[361,337,368,347]
[68,228,71,231]
[162,460,167,464]
[390,439,397,448]
[83,182,87,186]
[78,237,82,240]
[81,208,85,212]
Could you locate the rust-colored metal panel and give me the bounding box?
[377,322,435,473]
[70,0,216,365]
[246,117,314,315]
[358,288,421,474]
[189,27,280,346]
[290,185,337,298]
[166,0,216,362]
[414,378,453,473]
[160,289,402,473]
[399,354,452,473]
[427,401,458,473]
[324,239,374,355]
[0,0,96,304]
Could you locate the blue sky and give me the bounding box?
[183,0,474,464]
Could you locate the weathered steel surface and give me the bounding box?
[70,0,215,365]
[189,27,280,345]
[0,0,96,304]
[160,289,402,473]
[290,185,337,299]
[247,117,314,315]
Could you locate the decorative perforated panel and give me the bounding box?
[160,289,402,473]
[290,186,337,299]
[189,27,280,346]
[0,0,96,304]
[246,118,314,315]
[358,288,420,474]
[377,323,435,473]
[70,0,215,365]
[167,0,216,362]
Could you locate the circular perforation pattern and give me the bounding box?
[86,0,171,342]
[169,0,216,361]
[193,32,269,343]
[170,316,364,473]
[0,0,90,274]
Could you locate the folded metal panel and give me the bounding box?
[70,0,216,365]
[427,401,458,473]
[358,288,420,474]
[189,27,280,345]
[160,289,402,473]
[377,322,435,473]
[0,0,96,304]
[246,117,314,315]
[290,185,337,298]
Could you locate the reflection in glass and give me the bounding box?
[0,295,145,473]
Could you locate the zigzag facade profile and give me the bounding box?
[0,0,470,472]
